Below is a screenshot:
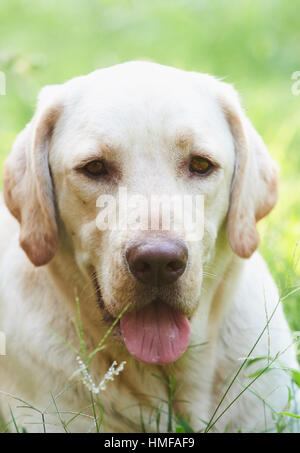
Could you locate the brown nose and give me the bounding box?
[126,239,188,286]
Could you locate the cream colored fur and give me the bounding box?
[0,62,298,433]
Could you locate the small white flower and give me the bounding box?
[76,356,126,395]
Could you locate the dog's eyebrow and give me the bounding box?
[73,143,116,167]
[175,129,221,164]
[175,128,195,148]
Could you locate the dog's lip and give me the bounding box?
[91,272,115,322]
[92,273,192,331]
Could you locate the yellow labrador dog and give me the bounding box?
[0,61,299,433]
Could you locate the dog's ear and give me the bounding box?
[218,83,278,258]
[3,85,63,266]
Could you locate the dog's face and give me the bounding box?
[3,62,278,365]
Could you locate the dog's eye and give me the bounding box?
[83,160,107,177]
[189,156,214,175]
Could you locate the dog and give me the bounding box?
[0,61,299,433]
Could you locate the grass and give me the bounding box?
[0,297,131,433]
[0,292,299,433]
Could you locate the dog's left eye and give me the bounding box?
[83,160,107,177]
[189,156,214,175]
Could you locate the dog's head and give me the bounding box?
[3,62,278,365]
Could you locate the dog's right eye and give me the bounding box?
[189,156,214,176]
[82,160,108,177]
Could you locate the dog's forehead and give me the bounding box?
[54,62,234,164]
[64,62,221,121]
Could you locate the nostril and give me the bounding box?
[167,260,185,272]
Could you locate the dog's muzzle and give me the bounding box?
[119,238,191,365]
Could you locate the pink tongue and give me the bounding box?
[120,302,190,365]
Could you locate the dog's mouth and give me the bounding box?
[120,300,190,365]
[93,274,190,366]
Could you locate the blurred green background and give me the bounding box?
[0,0,299,332]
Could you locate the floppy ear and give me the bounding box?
[3,85,62,266]
[218,83,278,258]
